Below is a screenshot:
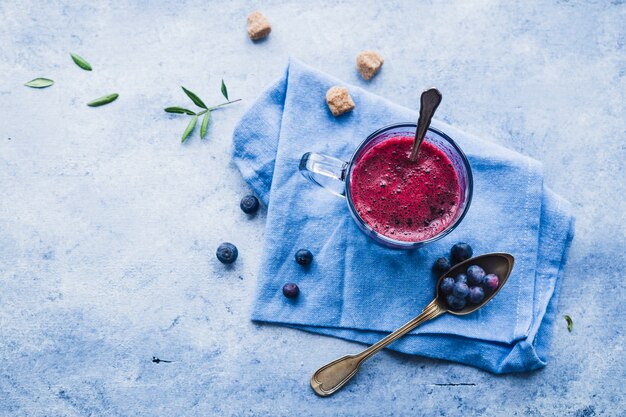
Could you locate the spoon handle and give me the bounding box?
[410,88,442,162]
[310,299,446,397]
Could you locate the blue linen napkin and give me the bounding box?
[232,58,575,373]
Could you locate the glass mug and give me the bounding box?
[299,123,473,249]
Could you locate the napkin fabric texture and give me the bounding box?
[232,59,575,374]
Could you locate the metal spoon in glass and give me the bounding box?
[409,88,443,162]
[310,252,515,397]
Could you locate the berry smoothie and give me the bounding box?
[349,136,461,242]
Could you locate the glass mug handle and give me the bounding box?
[299,152,349,197]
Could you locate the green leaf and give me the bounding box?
[200,111,211,139]
[70,53,92,71]
[220,79,229,100]
[24,78,54,88]
[181,114,198,143]
[164,106,196,115]
[87,93,119,107]
[564,315,573,332]
[181,86,207,109]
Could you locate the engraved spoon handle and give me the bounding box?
[310,299,446,397]
[410,88,442,162]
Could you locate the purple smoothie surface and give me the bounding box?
[349,135,461,242]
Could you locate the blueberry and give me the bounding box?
[452,282,469,298]
[439,277,455,295]
[216,243,238,264]
[295,249,313,266]
[446,295,466,310]
[240,195,260,214]
[432,257,452,276]
[468,286,485,304]
[466,265,485,286]
[282,282,300,299]
[484,274,499,292]
[451,242,473,264]
[455,273,468,284]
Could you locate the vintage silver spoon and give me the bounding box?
[311,252,515,397]
[409,88,442,162]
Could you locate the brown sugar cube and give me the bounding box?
[247,11,272,40]
[326,86,355,117]
[356,51,384,80]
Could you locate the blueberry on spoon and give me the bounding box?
[439,277,455,295]
[468,286,485,304]
[466,265,485,285]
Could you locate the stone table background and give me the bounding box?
[1,1,624,416]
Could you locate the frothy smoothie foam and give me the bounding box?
[349,135,461,242]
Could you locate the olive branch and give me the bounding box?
[164,80,241,143]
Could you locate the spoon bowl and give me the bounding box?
[435,252,515,315]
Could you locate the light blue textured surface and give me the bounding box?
[0,1,624,416]
[232,59,575,373]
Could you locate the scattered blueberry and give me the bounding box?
[446,295,466,310]
[440,277,455,295]
[451,242,473,264]
[282,282,300,299]
[468,286,485,304]
[484,274,499,292]
[432,257,452,276]
[455,273,468,284]
[466,265,486,285]
[295,249,313,266]
[452,282,469,298]
[240,195,260,214]
[216,242,238,264]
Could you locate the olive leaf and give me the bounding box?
[200,111,211,139]
[221,79,229,100]
[181,114,198,143]
[87,93,119,107]
[70,53,92,71]
[181,87,207,109]
[24,78,54,88]
[564,315,573,332]
[164,107,196,115]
